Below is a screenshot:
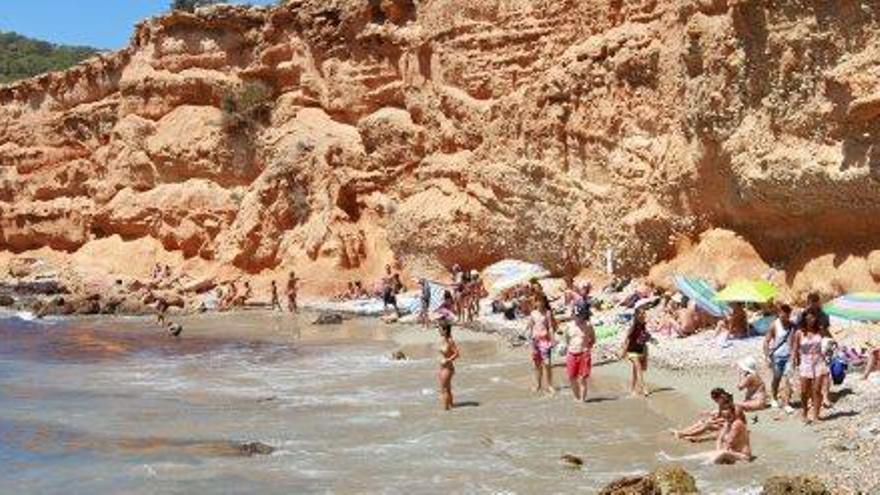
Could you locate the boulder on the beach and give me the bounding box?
[599,464,697,494]
[762,475,830,495]
[653,465,698,494]
[313,313,344,325]
[391,350,407,361]
[237,441,275,457]
[0,294,14,306]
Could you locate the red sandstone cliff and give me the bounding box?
[1,0,879,298]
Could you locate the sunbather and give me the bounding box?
[716,302,749,340]
[672,388,734,442]
[736,356,768,411]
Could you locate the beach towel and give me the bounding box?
[483,259,550,294]
[594,324,621,342]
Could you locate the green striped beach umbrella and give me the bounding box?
[673,275,730,317]
[823,292,880,322]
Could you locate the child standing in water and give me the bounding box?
[622,307,651,397]
[438,319,459,411]
[527,296,557,395]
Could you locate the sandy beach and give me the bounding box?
[297,290,880,494]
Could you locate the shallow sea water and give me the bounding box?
[0,312,775,493]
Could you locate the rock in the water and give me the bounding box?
[167,323,183,337]
[391,350,407,361]
[313,313,343,325]
[763,475,830,495]
[600,464,697,494]
[237,442,275,457]
[599,475,655,495]
[560,453,584,468]
[653,465,698,494]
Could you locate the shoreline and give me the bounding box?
[5,306,864,492]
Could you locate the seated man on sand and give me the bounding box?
[716,302,749,340]
[736,356,769,411]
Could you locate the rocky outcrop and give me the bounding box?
[2,1,880,295]
[762,475,830,495]
[599,464,698,494]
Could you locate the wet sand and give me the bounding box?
[0,311,819,493]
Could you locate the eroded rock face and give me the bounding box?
[1,1,879,293]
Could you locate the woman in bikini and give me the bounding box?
[438,319,460,411]
[792,313,827,423]
[621,307,651,396]
[527,295,557,395]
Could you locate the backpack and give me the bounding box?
[830,357,847,385]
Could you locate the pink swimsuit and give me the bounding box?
[798,333,827,379]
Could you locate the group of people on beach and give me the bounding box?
[421,264,880,468]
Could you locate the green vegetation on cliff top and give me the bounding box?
[0,31,100,84]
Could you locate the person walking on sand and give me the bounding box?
[527,295,557,395]
[286,272,299,313]
[622,307,651,397]
[437,319,460,411]
[419,278,432,329]
[563,283,595,401]
[796,292,831,337]
[735,357,768,412]
[763,304,796,412]
[270,280,282,311]
[792,313,827,423]
[381,267,400,318]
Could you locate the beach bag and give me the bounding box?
[830,357,847,385]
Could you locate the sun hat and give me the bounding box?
[737,356,758,375]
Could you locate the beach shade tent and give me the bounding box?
[482,259,550,295]
[824,293,880,322]
[715,280,778,304]
[672,275,730,318]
